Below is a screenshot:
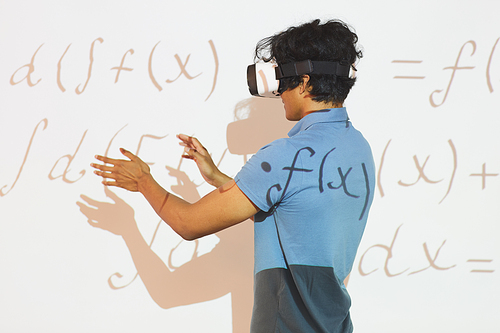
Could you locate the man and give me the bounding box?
[92,19,375,333]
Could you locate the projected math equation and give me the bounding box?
[377,138,498,205]
[8,38,219,101]
[391,38,500,106]
[358,223,495,278]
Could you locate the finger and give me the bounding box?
[180,135,208,155]
[95,155,122,165]
[90,163,115,172]
[101,179,119,187]
[183,146,204,161]
[177,134,204,151]
[178,142,194,151]
[176,133,191,144]
[120,148,138,161]
[181,154,195,160]
[177,135,196,151]
[93,170,118,180]
[186,136,207,154]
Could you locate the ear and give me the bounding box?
[299,75,310,94]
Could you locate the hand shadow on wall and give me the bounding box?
[76,97,293,333]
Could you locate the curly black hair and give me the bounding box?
[254,19,362,104]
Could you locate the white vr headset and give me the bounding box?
[247,59,355,98]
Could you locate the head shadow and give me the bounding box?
[226,97,294,155]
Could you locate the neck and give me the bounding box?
[302,99,343,118]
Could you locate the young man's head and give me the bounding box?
[255,19,362,105]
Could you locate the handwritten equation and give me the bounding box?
[392,38,500,107]
[3,119,498,203]
[358,224,495,278]
[377,139,498,204]
[0,118,233,197]
[2,118,497,284]
[262,146,371,221]
[8,38,219,101]
[0,119,170,196]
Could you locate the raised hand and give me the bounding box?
[91,148,151,192]
[177,134,231,188]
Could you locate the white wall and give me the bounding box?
[1,1,499,332]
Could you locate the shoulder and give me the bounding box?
[234,137,304,211]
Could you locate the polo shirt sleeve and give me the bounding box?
[234,139,291,213]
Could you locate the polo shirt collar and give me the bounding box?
[288,107,349,137]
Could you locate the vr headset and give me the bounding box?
[247,59,354,98]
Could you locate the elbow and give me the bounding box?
[165,203,208,241]
[179,232,199,241]
[174,225,204,241]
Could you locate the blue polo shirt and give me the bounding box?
[234,108,375,333]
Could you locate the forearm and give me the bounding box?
[92,149,257,240]
[138,175,256,241]
[211,171,233,188]
[137,174,195,239]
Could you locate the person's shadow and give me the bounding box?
[77,97,293,333]
[226,97,293,157]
